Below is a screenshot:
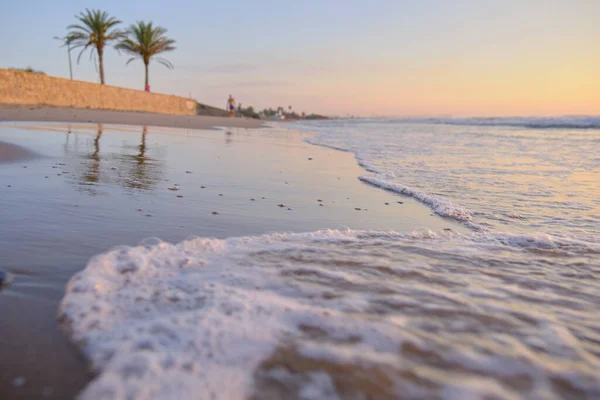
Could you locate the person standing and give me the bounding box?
[227,95,236,117]
[145,84,151,92]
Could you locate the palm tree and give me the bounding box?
[115,21,176,90]
[67,9,122,85]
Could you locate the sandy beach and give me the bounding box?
[0,110,463,399]
[0,105,264,131]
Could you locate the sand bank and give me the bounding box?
[0,140,40,163]
[0,104,264,130]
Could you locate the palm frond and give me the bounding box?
[65,9,122,69]
[115,20,177,67]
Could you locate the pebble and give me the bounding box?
[397,201,404,204]
[308,158,313,160]
[355,208,362,211]
[201,186,206,189]
[168,187,180,191]
[145,214,152,217]
[317,199,323,202]
[287,208,292,211]
[177,195,183,198]
[278,204,286,208]
[319,204,324,207]
[385,203,389,205]
[23,166,27,168]
[250,198,256,201]
[444,228,452,231]
[45,176,48,178]
[211,211,219,215]
[7,185,11,188]
[136,209,143,212]
[0,270,10,289]
[12,376,26,387]
[186,171,193,174]
[219,194,223,196]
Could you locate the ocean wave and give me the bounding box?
[395,116,600,130]
[358,174,479,228]
[60,230,600,399]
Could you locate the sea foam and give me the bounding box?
[60,230,600,399]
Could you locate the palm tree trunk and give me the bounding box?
[98,47,105,85]
[145,62,149,90]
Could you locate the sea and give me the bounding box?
[60,117,600,399]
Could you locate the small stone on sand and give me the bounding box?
[136,209,143,212]
[219,194,223,196]
[177,195,183,198]
[186,171,192,174]
[145,214,152,217]
[0,270,11,289]
[397,201,404,204]
[319,204,324,207]
[278,204,286,208]
[355,208,362,211]
[211,211,219,215]
[308,158,313,160]
[201,186,206,189]
[7,185,11,188]
[317,199,323,202]
[444,228,452,231]
[168,187,180,191]
[385,203,389,205]
[12,377,26,387]
[251,198,255,201]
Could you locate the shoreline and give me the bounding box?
[0,104,265,131]
[0,118,465,399]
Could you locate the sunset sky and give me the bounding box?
[2,0,599,117]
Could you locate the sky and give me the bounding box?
[1,0,599,117]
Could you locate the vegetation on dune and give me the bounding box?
[115,21,176,90]
[10,67,46,75]
[66,9,123,85]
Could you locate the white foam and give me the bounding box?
[359,174,478,227]
[60,229,600,399]
[60,231,406,399]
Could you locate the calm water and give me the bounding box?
[7,120,600,399]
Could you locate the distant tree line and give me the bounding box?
[236,104,327,120]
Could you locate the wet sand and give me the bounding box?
[0,141,40,164]
[0,104,264,131]
[0,121,465,399]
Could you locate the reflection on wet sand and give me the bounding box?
[63,124,165,194]
[83,124,103,184]
[121,125,162,190]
